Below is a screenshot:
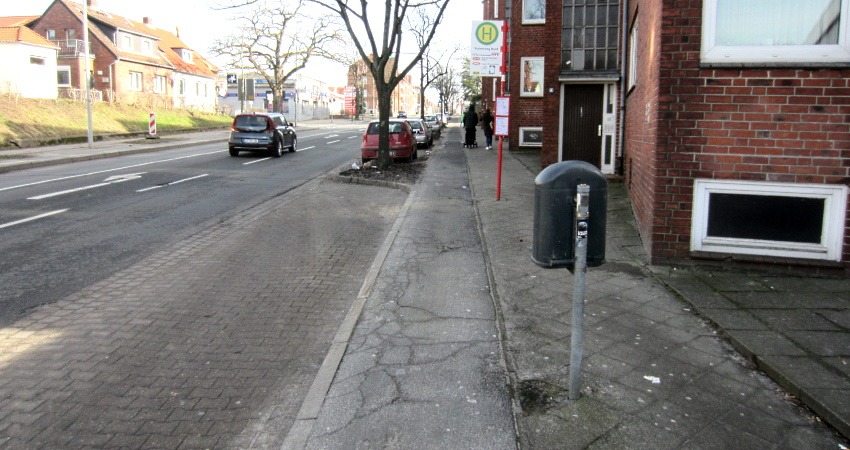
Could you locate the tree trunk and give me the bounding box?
[377,88,393,170]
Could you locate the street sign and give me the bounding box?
[471,20,504,77]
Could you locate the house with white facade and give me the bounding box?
[0,25,59,99]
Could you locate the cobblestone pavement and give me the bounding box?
[466,140,847,448]
[0,176,408,448]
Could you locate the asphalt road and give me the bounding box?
[0,124,364,326]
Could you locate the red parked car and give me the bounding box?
[360,119,417,164]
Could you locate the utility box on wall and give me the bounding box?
[532,160,608,269]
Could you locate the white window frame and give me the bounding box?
[153,75,166,93]
[121,34,133,51]
[520,57,544,97]
[628,16,638,90]
[522,0,545,24]
[519,127,543,147]
[129,71,142,91]
[57,66,71,86]
[691,179,848,261]
[701,0,850,65]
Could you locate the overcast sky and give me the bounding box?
[6,0,482,85]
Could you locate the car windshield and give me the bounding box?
[367,122,406,134]
[409,121,422,130]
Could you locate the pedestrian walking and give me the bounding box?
[462,104,479,148]
[480,108,494,149]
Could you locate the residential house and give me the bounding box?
[486,0,849,271]
[0,24,59,98]
[135,18,219,112]
[23,0,217,110]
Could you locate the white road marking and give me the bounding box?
[136,174,209,193]
[348,136,357,139]
[243,158,272,165]
[0,150,220,193]
[327,140,340,144]
[0,209,69,229]
[297,146,315,152]
[28,172,146,200]
[325,134,339,138]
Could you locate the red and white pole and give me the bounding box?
[147,112,158,139]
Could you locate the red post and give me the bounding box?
[496,22,509,201]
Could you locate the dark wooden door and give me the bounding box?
[561,84,604,167]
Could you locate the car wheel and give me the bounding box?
[229,147,239,157]
[272,139,283,158]
[289,136,297,152]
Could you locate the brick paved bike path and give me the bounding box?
[0,176,408,448]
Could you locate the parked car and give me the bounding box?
[228,113,297,157]
[397,111,408,118]
[424,114,440,129]
[361,119,417,163]
[406,118,433,148]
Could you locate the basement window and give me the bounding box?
[691,179,848,261]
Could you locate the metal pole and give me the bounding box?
[83,1,93,148]
[569,184,590,400]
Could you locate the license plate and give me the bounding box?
[243,138,259,144]
[389,151,396,157]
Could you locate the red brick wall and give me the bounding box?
[624,0,664,256]
[507,0,561,163]
[625,0,850,267]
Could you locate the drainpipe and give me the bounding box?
[617,0,629,177]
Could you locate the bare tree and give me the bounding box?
[308,0,452,168]
[408,8,457,120]
[211,0,341,113]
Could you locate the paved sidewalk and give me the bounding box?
[291,125,847,448]
[464,128,849,446]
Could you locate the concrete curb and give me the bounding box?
[281,189,417,449]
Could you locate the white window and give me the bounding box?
[46,29,55,40]
[691,179,848,261]
[177,79,185,95]
[154,75,166,93]
[181,49,193,63]
[142,40,152,55]
[30,56,45,65]
[520,57,544,97]
[702,0,850,65]
[523,0,545,24]
[628,17,638,90]
[57,66,71,86]
[121,34,132,50]
[129,71,142,91]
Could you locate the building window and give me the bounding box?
[46,29,55,40]
[523,0,545,24]
[121,34,132,50]
[702,0,850,65]
[129,71,142,91]
[691,179,848,261]
[177,79,186,95]
[520,57,544,97]
[154,75,166,93]
[628,16,638,90]
[143,40,152,55]
[519,127,543,147]
[57,66,71,86]
[65,28,76,41]
[181,49,193,63]
[30,56,45,65]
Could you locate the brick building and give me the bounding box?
[486,0,849,271]
[347,57,418,116]
[22,0,218,110]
